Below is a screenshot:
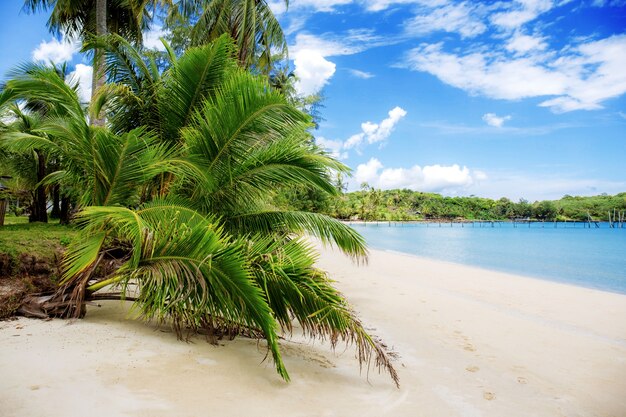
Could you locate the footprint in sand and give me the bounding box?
[465,366,479,373]
[463,343,476,352]
[454,331,477,353]
[483,391,496,401]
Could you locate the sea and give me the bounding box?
[348,221,626,295]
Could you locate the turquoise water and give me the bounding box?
[349,222,626,294]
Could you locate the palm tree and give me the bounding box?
[0,106,49,222]
[1,39,399,387]
[166,0,288,72]
[23,0,155,125]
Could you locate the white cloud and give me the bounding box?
[505,32,548,54]
[267,0,288,15]
[290,31,378,57]
[405,34,626,112]
[277,0,353,12]
[353,158,485,193]
[404,2,487,38]
[32,37,80,64]
[315,106,406,159]
[482,113,512,127]
[293,51,336,96]
[316,136,347,159]
[290,31,383,95]
[490,0,554,30]
[344,106,407,149]
[363,0,445,12]
[349,69,374,79]
[143,26,167,51]
[406,43,567,99]
[66,64,93,103]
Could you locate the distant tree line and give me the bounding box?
[275,184,626,222]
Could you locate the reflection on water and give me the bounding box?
[350,222,626,294]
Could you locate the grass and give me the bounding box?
[2,215,29,226]
[0,218,77,275]
[0,218,79,318]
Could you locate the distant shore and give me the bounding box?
[342,218,620,227]
[1,247,625,416]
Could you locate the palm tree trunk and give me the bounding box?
[50,184,60,219]
[29,151,48,223]
[60,194,70,225]
[91,0,107,127]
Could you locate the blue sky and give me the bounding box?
[1,0,625,201]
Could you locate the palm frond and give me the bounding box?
[159,35,237,143]
[67,201,288,380]
[229,211,367,260]
[246,237,397,386]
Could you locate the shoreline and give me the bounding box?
[2,246,625,416]
[373,245,626,296]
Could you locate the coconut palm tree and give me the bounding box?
[0,106,49,222]
[166,0,288,72]
[0,40,399,387]
[23,0,156,125]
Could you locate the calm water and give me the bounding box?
[349,222,626,294]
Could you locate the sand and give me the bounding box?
[1,247,625,417]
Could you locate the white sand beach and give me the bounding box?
[1,247,625,417]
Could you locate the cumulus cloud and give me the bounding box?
[315,106,406,159]
[353,158,486,193]
[290,30,383,95]
[32,37,80,64]
[344,106,407,149]
[404,1,487,38]
[482,113,512,127]
[293,51,336,95]
[66,64,93,103]
[405,34,626,112]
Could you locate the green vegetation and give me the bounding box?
[279,186,626,222]
[0,221,76,275]
[0,2,398,386]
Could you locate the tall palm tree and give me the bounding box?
[167,0,288,72]
[23,0,156,125]
[0,106,49,222]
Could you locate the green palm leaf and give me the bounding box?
[246,237,397,387]
[67,201,289,379]
[230,211,367,260]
